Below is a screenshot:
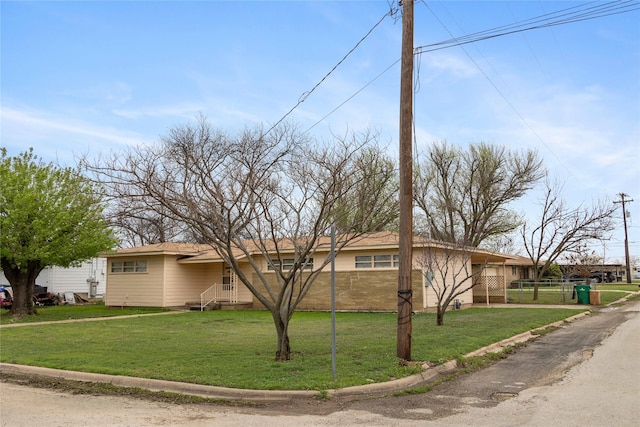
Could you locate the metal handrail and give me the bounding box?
[199,282,239,311]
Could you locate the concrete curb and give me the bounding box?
[0,363,317,402]
[0,309,595,402]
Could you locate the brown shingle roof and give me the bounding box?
[104,232,514,264]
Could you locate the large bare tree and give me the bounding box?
[414,141,544,247]
[105,196,188,247]
[84,118,397,361]
[332,141,399,233]
[520,179,616,299]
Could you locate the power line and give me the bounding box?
[419,2,570,173]
[415,1,639,55]
[269,0,638,137]
[262,4,399,138]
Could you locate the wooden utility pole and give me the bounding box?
[397,0,414,361]
[614,193,634,284]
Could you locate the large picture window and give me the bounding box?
[111,260,147,273]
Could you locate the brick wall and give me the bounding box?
[252,270,423,311]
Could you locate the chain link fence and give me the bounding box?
[508,279,596,304]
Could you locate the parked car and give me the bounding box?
[0,286,13,309]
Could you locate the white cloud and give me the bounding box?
[1,108,144,146]
[112,102,205,120]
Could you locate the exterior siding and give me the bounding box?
[1,258,107,296]
[235,264,256,303]
[105,255,165,307]
[40,259,107,296]
[419,254,475,309]
[162,259,220,307]
[105,255,254,308]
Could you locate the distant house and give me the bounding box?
[504,255,537,283]
[0,258,107,298]
[103,232,514,311]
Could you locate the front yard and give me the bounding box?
[1,307,586,391]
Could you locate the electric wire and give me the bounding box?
[415,0,639,55]
[298,0,640,135]
[424,2,570,174]
[270,0,639,137]
[261,4,399,138]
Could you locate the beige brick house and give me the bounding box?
[103,233,513,311]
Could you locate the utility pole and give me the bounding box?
[397,0,414,361]
[614,193,634,284]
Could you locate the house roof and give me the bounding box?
[503,255,535,266]
[105,232,515,264]
[103,242,211,257]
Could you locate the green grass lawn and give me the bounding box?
[507,289,631,305]
[0,308,585,391]
[507,283,636,305]
[0,303,169,324]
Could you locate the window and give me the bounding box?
[111,260,147,273]
[267,258,313,271]
[355,254,400,269]
[355,256,372,269]
[374,255,391,268]
[512,266,517,275]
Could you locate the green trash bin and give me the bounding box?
[574,284,591,304]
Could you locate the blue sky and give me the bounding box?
[1,1,639,262]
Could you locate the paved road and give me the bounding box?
[1,300,639,426]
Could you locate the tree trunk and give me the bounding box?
[1,258,41,317]
[532,270,541,300]
[436,305,445,326]
[272,311,291,361]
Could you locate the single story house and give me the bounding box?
[103,232,515,312]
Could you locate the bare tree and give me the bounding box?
[520,179,617,299]
[332,138,399,234]
[105,197,188,247]
[414,141,544,247]
[415,239,493,326]
[84,118,397,361]
[559,243,603,280]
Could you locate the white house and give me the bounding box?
[1,258,107,298]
